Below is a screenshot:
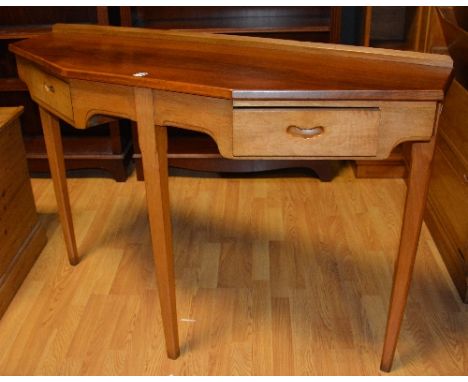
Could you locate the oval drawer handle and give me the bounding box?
[464,173,468,184]
[287,125,324,139]
[44,83,55,93]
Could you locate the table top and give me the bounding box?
[10,23,453,101]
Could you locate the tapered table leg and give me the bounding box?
[380,137,437,372]
[134,88,180,359]
[39,107,79,265]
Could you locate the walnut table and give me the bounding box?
[9,24,453,372]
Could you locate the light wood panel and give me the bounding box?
[153,90,233,158]
[70,79,136,128]
[0,164,465,375]
[233,107,380,157]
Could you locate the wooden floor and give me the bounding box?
[0,163,466,375]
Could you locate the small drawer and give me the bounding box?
[17,60,73,121]
[233,107,380,157]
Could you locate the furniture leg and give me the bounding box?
[380,137,437,372]
[134,88,180,359]
[39,107,79,265]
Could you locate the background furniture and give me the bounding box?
[424,7,468,303]
[355,6,448,179]
[0,7,132,181]
[357,6,468,303]
[0,107,47,318]
[362,6,447,51]
[119,6,342,180]
[425,80,468,303]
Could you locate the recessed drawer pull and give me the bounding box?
[286,125,324,139]
[44,83,55,93]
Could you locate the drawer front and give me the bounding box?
[17,60,73,121]
[233,108,380,157]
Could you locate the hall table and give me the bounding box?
[10,24,453,372]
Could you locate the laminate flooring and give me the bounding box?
[0,164,466,375]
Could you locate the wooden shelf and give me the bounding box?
[24,135,118,156]
[0,25,52,39]
[169,25,331,35]
[137,16,332,34]
[370,39,412,50]
[0,78,27,91]
[129,7,334,30]
[23,135,133,181]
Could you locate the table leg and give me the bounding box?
[380,137,437,372]
[134,88,180,359]
[39,107,79,265]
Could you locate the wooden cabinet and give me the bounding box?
[353,6,468,303]
[120,6,341,41]
[0,107,47,318]
[361,6,446,52]
[424,7,468,303]
[355,6,447,179]
[425,80,468,302]
[122,6,342,181]
[0,7,132,181]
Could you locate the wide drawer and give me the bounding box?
[17,60,74,121]
[233,107,380,157]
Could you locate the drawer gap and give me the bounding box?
[234,106,380,111]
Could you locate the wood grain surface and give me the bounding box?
[0,107,47,318]
[39,107,79,265]
[233,107,380,156]
[381,136,439,371]
[135,88,179,359]
[9,23,452,101]
[0,165,466,375]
